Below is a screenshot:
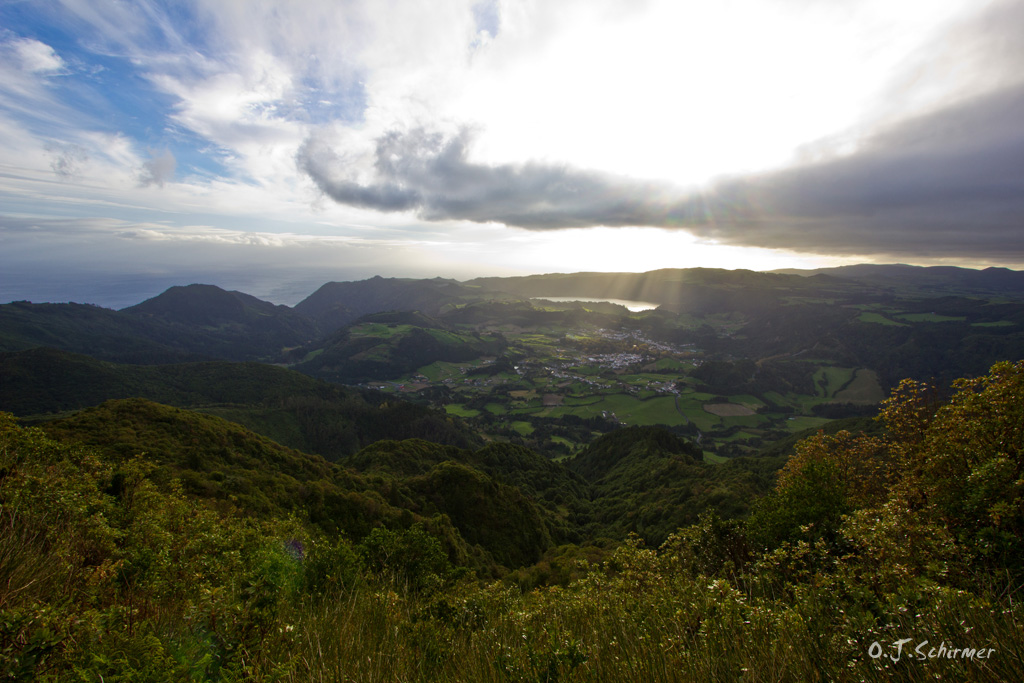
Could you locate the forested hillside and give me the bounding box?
[0,348,481,459]
[1,361,1022,680]
[292,276,492,333]
[31,397,781,572]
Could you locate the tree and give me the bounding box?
[882,360,1024,573]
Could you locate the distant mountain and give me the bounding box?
[5,265,1024,404]
[0,284,317,363]
[122,283,318,359]
[294,276,494,333]
[8,267,1024,368]
[773,264,1024,295]
[468,268,850,314]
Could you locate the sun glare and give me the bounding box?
[452,0,974,189]
[485,227,846,275]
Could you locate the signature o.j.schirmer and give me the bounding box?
[869,638,995,663]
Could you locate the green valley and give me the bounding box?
[3,266,1024,678]
[4,265,1024,464]
[0,360,1021,680]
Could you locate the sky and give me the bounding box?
[1,0,1023,308]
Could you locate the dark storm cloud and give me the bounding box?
[297,133,423,211]
[299,81,1024,260]
[690,83,1024,258]
[298,126,682,229]
[684,0,1024,258]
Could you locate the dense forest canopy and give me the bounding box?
[1,360,1022,680]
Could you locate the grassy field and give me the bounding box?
[510,421,534,436]
[783,416,834,432]
[561,395,603,407]
[509,333,562,352]
[716,429,763,443]
[618,373,679,384]
[813,366,856,398]
[703,403,755,417]
[445,404,480,418]
[566,365,604,376]
[426,328,481,345]
[895,312,967,323]
[419,353,886,457]
[676,396,722,431]
[419,361,468,382]
[857,312,908,326]
[729,394,766,409]
[301,348,324,362]
[761,391,792,407]
[348,322,413,338]
[715,413,770,428]
[546,393,683,426]
[834,368,885,403]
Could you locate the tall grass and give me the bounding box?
[273,558,1022,683]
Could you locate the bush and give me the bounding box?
[358,524,453,594]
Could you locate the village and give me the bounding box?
[368,325,698,394]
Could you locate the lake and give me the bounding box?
[531,297,660,312]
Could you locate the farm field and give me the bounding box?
[367,316,886,459]
[895,312,967,323]
[857,311,908,326]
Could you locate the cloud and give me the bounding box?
[47,143,89,180]
[299,76,1024,260]
[867,0,1024,126]
[4,0,1024,278]
[688,85,1024,258]
[8,37,65,74]
[0,36,67,107]
[298,126,682,228]
[296,0,1024,262]
[292,0,1024,262]
[138,148,177,187]
[0,214,494,307]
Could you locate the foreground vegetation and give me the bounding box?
[2,362,1023,681]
